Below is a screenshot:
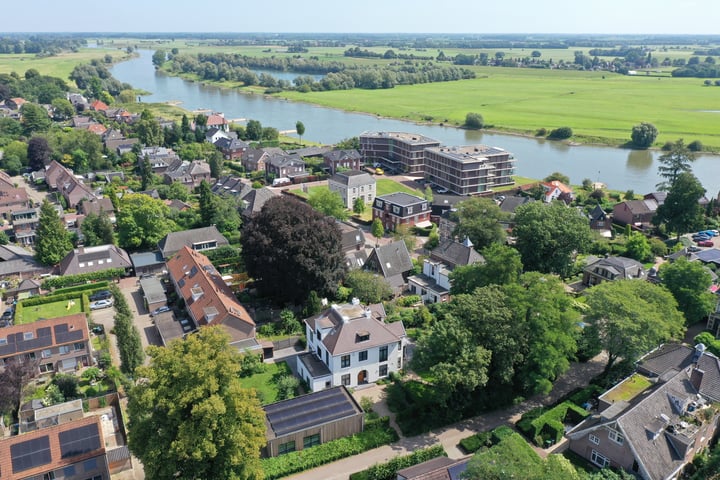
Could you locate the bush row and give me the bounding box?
[107,285,144,376]
[42,268,126,289]
[349,444,446,480]
[459,425,514,454]
[516,401,590,446]
[53,281,110,295]
[260,417,399,480]
[21,291,88,307]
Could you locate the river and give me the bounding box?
[111,50,720,195]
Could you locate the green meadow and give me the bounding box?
[0,48,132,84]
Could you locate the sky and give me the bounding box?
[6,0,720,35]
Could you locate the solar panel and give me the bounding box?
[56,329,84,344]
[59,423,101,458]
[264,388,359,437]
[54,324,69,334]
[11,435,51,473]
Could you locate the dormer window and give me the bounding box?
[357,331,370,342]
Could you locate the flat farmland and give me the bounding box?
[0,48,131,83]
[277,67,720,148]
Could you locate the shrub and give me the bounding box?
[688,140,704,152]
[261,417,398,479]
[547,126,573,140]
[464,112,484,129]
[630,122,658,149]
[516,402,590,446]
[536,127,548,136]
[42,269,126,289]
[396,295,421,307]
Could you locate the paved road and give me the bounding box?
[287,352,608,480]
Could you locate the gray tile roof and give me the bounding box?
[429,238,483,269]
[157,226,229,259]
[365,240,414,281]
[130,251,164,269]
[241,188,279,218]
[330,170,375,188]
[58,244,132,276]
[323,149,362,163]
[377,192,426,207]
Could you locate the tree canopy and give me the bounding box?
[513,201,592,277]
[630,122,658,149]
[659,257,716,325]
[241,196,346,303]
[80,211,116,246]
[583,280,685,373]
[451,197,508,250]
[450,243,522,294]
[307,188,348,220]
[653,172,705,239]
[117,194,177,249]
[344,269,393,304]
[127,327,266,480]
[35,199,72,266]
[656,139,696,191]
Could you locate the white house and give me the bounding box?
[296,300,406,392]
[328,170,376,209]
[407,238,484,303]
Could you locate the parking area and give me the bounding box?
[117,277,163,359]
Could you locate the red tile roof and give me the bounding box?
[90,100,108,111]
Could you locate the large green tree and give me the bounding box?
[117,194,177,249]
[81,211,115,246]
[307,188,348,220]
[653,172,705,240]
[295,120,305,145]
[656,139,696,190]
[630,122,658,149]
[450,243,522,294]
[27,136,52,171]
[128,327,265,480]
[584,280,685,373]
[20,102,51,135]
[513,201,592,277]
[35,199,73,266]
[344,269,393,304]
[241,196,346,303]
[451,197,508,249]
[659,257,716,324]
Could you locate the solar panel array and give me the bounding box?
[59,423,101,458]
[0,329,54,356]
[264,388,359,437]
[10,435,51,473]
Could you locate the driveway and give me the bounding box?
[117,277,163,361]
[89,306,120,366]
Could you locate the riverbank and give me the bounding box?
[157,63,720,152]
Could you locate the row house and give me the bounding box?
[407,238,483,303]
[322,149,362,175]
[297,300,406,392]
[11,207,41,246]
[328,170,376,209]
[360,131,440,175]
[44,161,97,209]
[166,247,259,351]
[0,314,91,375]
[372,192,431,232]
[423,145,515,195]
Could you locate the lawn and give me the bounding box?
[290,177,422,201]
[238,361,293,405]
[17,298,83,324]
[602,374,652,403]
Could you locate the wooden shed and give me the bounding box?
[263,386,363,457]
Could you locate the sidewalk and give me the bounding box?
[287,352,607,480]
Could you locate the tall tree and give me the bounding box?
[307,188,348,220]
[371,218,384,247]
[450,243,523,294]
[0,357,39,416]
[245,119,262,141]
[352,196,365,215]
[451,197,508,249]
[140,156,154,190]
[81,211,116,246]
[128,327,265,480]
[198,180,219,227]
[659,257,716,325]
[241,196,346,303]
[117,194,177,249]
[20,102,51,135]
[584,280,685,373]
[136,110,164,146]
[630,122,658,149]
[152,49,166,68]
[35,199,72,266]
[209,151,224,179]
[27,136,52,171]
[656,139,696,190]
[513,201,592,277]
[344,269,393,304]
[295,120,305,145]
[653,172,705,240]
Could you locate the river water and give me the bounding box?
[111,50,720,195]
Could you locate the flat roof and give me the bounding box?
[139,277,166,305]
[263,386,362,439]
[426,144,509,162]
[361,131,440,145]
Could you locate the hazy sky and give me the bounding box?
[7,0,720,34]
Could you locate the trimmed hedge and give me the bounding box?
[459,425,514,454]
[516,401,590,446]
[261,417,399,480]
[41,268,125,289]
[349,444,446,480]
[21,292,87,307]
[53,281,110,295]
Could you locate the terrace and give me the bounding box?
[599,373,652,404]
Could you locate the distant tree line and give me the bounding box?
[672,63,720,78]
[343,46,434,61]
[167,52,475,91]
[0,35,86,55]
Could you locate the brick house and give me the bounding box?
[322,149,362,175]
[372,192,431,232]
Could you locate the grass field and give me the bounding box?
[0,48,132,84]
[602,374,652,403]
[18,299,83,324]
[238,361,293,405]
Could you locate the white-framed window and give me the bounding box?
[589,434,600,445]
[341,374,351,386]
[591,450,610,468]
[24,332,34,340]
[608,429,624,445]
[41,349,52,359]
[59,345,70,355]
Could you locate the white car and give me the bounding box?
[90,299,113,310]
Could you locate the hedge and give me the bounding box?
[261,417,399,480]
[516,401,590,446]
[349,444,446,480]
[459,425,514,454]
[20,291,89,307]
[53,281,110,295]
[41,268,126,289]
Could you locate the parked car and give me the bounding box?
[688,246,702,253]
[1,309,13,322]
[90,299,113,310]
[374,168,385,175]
[89,290,112,302]
[435,186,449,194]
[699,230,719,237]
[693,234,711,242]
[697,240,714,247]
[150,305,171,317]
[91,325,105,334]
